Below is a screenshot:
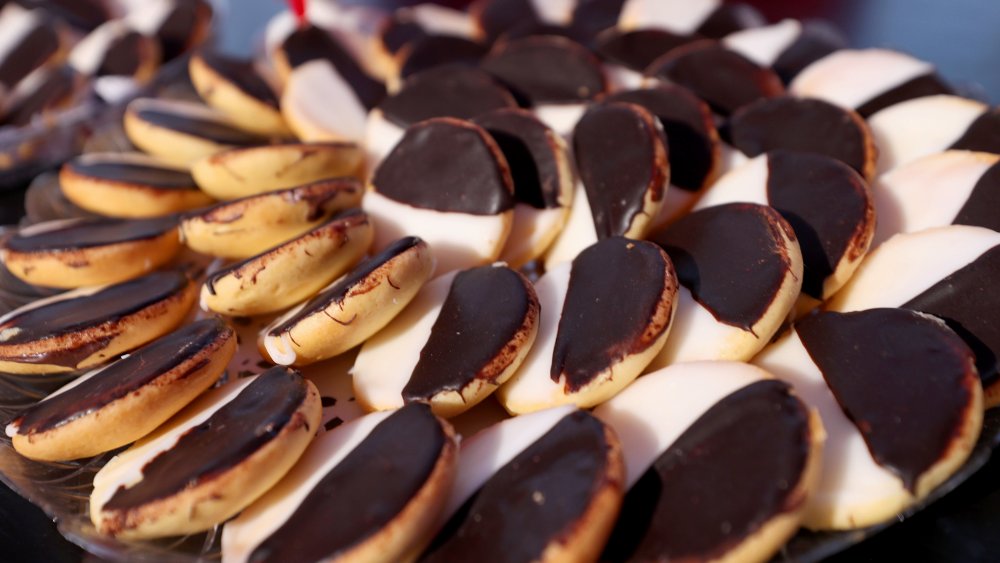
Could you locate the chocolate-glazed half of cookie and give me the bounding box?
[202,210,373,317]
[224,404,458,563]
[648,202,803,368]
[594,27,701,89]
[498,238,677,414]
[128,0,212,62]
[260,237,435,366]
[0,5,64,92]
[791,48,952,118]
[756,308,982,530]
[7,318,236,462]
[645,40,784,117]
[1,216,181,288]
[420,408,624,563]
[354,264,539,418]
[376,3,477,63]
[950,106,1000,154]
[396,35,489,85]
[726,96,877,180]
[180,177,363,259]
[1,65,85,127]
[90,367,322,539]
[0,270,196,374]
[723,18,847,84]
[189,50,291,137]
[59,152,213,218]
[68,20,160,82]
[472,0,574,43]
[365,118,515,274]
[618,0,764,38]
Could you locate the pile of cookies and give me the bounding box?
[2,0,999,560]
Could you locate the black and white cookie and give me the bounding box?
[393,34,490,91]
[471,0,576,43]
[189,50,291,137]
[374,3,478,76]
[594,27,701,89]
[0,4,68,95]
[722,18,847,83]
[618,0,765,38]
[67,19,160,84]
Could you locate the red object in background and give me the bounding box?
[288,0,307,24]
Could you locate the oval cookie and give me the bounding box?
[189,50,291,137]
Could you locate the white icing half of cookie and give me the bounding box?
[544,181,597,268]
[693,152,770,210]
[499,204,567,266]
[790,49,934,110]
[646,286,755,370]
[281,59,368,143]
[364,108,405,168]
[618,0,719,34]
[406,4,478,38]
[535,103,586,139]
[723,19,802,67]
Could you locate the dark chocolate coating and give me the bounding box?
[380,65,514,128]
[14,318,231,435]
[652,203,795,331]
[0,21,59,89]
[133,106,264,145]
[155,0,204,61]
[268,237,422,336]
[380,17,425,54]
[772,20,847,84]
[3,66,76,127]
[5,216,177,252]
[569,0,626,41]
[646,42,784,117]
[728,96,870,176]
[96,30,143,77]
[954,160,1000,231]
[249,403,446,562]
[400,35,489,80]
[573,102,667,238]
[103,367,308,510]
[551,238,670,392]
[280,24,386,110]
[198,51,279,107]
[603,380,810,562]
[474,108,562,209]
[797,309,976,491]
[855,73,952,118]
[595,29,699,72]
[949,108,1000,154]
[696,3,766,38]
[372,119,514,214]
[421,410,613,563]
[67,160,196,190]
[605,86,715,191]
[903,245,1000,389]
[766,150,871,299]
[403,266,531,401]
[481,36,607,105]
[475,0,537,43]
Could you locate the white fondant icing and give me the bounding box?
[790,49,935,111]
[723,19,801,67]
[619,0,720,34]
[281,59,369,143]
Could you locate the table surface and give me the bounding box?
[4,1,1000,561]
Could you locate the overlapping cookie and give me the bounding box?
[189,50,291,137]
[67,20,160,84]
[391,34,490,92]
[373,3,478,77]
[472,0,576,43]
[722,18,846,83]
[594,27,700,89]
[618,0,765,38]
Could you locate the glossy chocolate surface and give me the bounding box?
[595,29,699,72]
[399,35,489,80]
[854,73,952,118]
[133,107,264,145]
[474,108,562,209]
[481,36,606,105]
[949,109,1000,154]
[772,21,847,83]
[280,24,385,110]
[954,161,1000,231]
[67,160,196,190]
[380,65,514,128]
[5,216,177,252]
[199,51,279,106]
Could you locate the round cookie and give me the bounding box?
[260,237,435,366]
[353,264,539,418]
[618,0,765,38]
[647,202,803,368]
[1,216,181,288]
[722,18,847,83]
[594,27,701,90]
[392,34,490,91]
[123,98,267,167]
[498,238,677,414]
[223,404,458,563]
[471,0,575,43]
[59,152,213,218]
[595,362,822,562]
[179,177,363,259]
[7,318,236,461]
[755,308,982,530]
[190,142,365,200]
[189,50,291,137]
[201,210,373,317]
[790,48,953,118]
[364,118,515,275]
[68,19,160,82]
[90,367,322,539]
[0,270,197,374]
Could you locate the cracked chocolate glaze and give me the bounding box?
[474,108,562,209]
[603,380,811,562]
[605,86,715,191]
[573,102,668,238]
[380,66,515,128]
[132,106,265,146]
[280,24,386,110]
[403,266,532,401]
[481,36,607,105]
[268,237,422,337]
[372,119,514,215]
[249,404,447,562]
[652,203,795,331]
[696,3,766,38]
[772,21,847,83]
[646,42,784,117]
[421,410,613,563]
[766,150,872,299]
[902,245,1000,389]
[66,159,196,190]
[854,73,952,118]
[595,29,700,72]
[0,21,59,89]
[949,108,1000,154]
[728,96,870,176]
[399,35,489,80]
[551,238,672,392]
[96,30,143,77]
[103,367,308,511]
[5,216,177,252]
[797,309,976,492]
[198,51,279,107]
[954,161,1000,231]
[14,318,231,435]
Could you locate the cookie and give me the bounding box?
[260,237,434,366]
[179,177,363,259]
[471,0,575,43]
[498,238,677,414]
[790,48,953,118]
[722,18,847,83]
[364,118,514,274]
[595,362,822,562]
[756,308,982,529]
[647,202,803,368]
[7,318,236,461]
[1,216,181,288]
[223,404,458,563]
[90,367,321,539]
[0,4,68,94]
[68,19,160,82]
[189,50,291,137]
[0,270,196,374]
[1,65,85,127]
[59,152,213,218]
[392,35,490,91]
[618,0,765,38]
[201,210,372,317]
[0,260,60,315]
[124,0,212,61]
[594,27,701,89]
[374,3,479,76]
[190,142,365,201]
[353,264,539,417]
